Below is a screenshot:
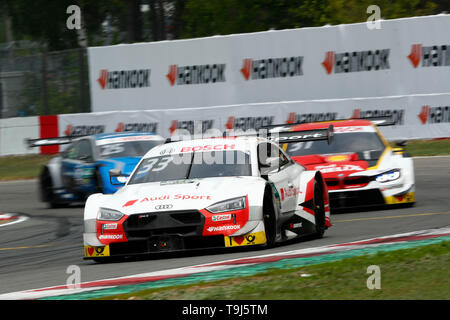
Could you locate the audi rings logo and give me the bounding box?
[155,204,173,210]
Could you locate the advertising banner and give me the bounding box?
[88,15,450,113]
[58,93,450,141]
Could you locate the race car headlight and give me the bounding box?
[375,169,401,183]
[97,208,124,221]
[206,197,246,213]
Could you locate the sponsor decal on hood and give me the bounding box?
[313,163,366,173]
[123,194,212,208]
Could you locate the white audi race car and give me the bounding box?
[83,132,333,261]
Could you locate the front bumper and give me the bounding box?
[84,230,267,259]
[84,209,266,260]
[329,189,415,210]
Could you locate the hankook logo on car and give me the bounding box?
[207,225,241,232]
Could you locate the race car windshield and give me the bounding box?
[285,132,385,157]
[98,141,161,159]
[128,151,251,184]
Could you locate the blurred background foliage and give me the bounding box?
[1,0,449,49]
[0,0,448,117]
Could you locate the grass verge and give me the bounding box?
[397,139,450,156]
[100,241,450,300]
[0,154,55,181]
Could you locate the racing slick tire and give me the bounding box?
[313,179,326,239]
[94,168,104,194]
[40,167,67,208]
[262,187,277,247]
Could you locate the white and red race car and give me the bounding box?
[83,133,332,261]
[277,118,416,210]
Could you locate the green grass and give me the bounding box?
[398,139,450,156]
[100,241,450,300]
[0,154,55,181]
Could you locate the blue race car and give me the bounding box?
[32,132,165,207]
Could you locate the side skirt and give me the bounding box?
[280,214,317,241]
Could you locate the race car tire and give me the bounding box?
[94,168,104,194]
[40,167,65,208]
[313,179,326,239]
[262,186,277,247]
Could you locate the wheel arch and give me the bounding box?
[314,170,330,219]
[44,157,63,189]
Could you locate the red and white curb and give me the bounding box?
[1,226,449,300]
[0,213,27,227]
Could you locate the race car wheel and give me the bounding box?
[263,188,277,246]
[94,169,104,194]
[40,168,64,208]
[313,179,326,239]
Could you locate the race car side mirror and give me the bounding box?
[260,157,280,176]
[395,140,407,147]
[109,168,122,176]
[109,169,129,185]
[327,125,334,145]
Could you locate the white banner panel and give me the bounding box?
[58,93,450,141]
[88,15,450,113]
[0,117,39,156]
[58,110,162,137]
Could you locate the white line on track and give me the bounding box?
[0,214,28,228]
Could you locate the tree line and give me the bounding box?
[1,0,449,50]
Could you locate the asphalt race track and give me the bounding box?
[0,157,449,295]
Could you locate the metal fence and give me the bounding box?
[0,42,90,118]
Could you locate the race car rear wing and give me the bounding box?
[353,115,396,126]
[268,125,334,144]
[260,114,396,130]
[224,124,334,145]
[263,124,334,145]
[25,135,84,148]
